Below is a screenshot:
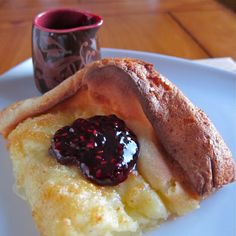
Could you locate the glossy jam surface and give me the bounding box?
[49,115,139,186]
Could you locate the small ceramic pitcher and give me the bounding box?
[32,8,103,93]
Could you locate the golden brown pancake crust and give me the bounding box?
[0,58,235,197]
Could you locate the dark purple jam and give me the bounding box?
[49,115,139,186]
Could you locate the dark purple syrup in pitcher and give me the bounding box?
[37,10,99,30]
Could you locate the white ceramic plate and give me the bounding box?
[0,48,235,236]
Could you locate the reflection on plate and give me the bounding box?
[0,48,235,236]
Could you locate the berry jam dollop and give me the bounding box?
[49,115,139,186]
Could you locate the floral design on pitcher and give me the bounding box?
[79,40,98,69]
[32,28,101,93]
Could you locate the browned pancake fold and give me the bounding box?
[0,58,235,197]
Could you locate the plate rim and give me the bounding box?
[1,48,236,78]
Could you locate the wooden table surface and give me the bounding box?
[1,0,236,75]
